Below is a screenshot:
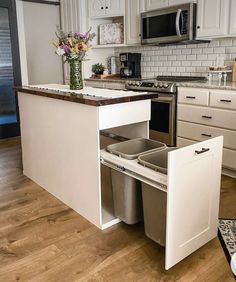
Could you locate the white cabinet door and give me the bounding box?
[126,0,144,45]
[229,0,236,35]
[105,0,125,16]
[165,136,223,269]
[196,0,229,38]
[89,0,106,18]
[145,0,169,11]
[169,0,192,5]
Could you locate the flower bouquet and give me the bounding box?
[53,27,95,90]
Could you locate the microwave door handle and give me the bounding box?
[176,9,182,37]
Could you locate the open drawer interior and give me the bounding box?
[100,149,167,192]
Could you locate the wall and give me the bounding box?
[114,38,236,79]
[22,1,63,85]
[16,0,28,85]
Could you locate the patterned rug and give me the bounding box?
[218,219,236,277]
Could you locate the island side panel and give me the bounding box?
[18,92,102,227]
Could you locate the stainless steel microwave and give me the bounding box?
[141,3,197,45]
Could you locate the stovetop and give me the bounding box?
[125,76,207,93]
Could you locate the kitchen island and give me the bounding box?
[15,85,157,229]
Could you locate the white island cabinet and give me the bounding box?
[17,85,223,270]
[17,85,152,230]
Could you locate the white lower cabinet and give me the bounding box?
[101,136,223,269]
[177,87,236,172]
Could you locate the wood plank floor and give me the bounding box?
[0,137,235,282]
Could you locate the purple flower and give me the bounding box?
[74,32,87,39]
[62,44,71,54]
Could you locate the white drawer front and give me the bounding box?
[178,104,236,131]
[177,137,236,170]
[210,90,236,110]
[178,87,209,106]
[178,121,236,150]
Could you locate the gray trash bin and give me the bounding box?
[138,148,177,245]
[107,138,166,224]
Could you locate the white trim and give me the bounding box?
[101,218,121,230]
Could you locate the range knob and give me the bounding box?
[154,82,159,88]
[163,83,169,88]
[127,81,132,86]
[159,83,164,88]
[135,81,141,87]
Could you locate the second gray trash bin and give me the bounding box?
[107,138,166,224]
[138,147,177,245]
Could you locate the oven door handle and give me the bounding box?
[152,96,173,103]
[176,9,182,38]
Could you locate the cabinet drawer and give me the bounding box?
[178,87,209,106]
[177,137,236,170]
[178,104,236,130]
[210,90,236,110]
[178,121,236,150]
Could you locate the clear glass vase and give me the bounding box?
[69,60,83,90]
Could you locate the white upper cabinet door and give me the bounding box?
[88,0,106,18]
[196,0,229,38]
[105,0,125,16]
[126,0,144,45]
[169,0,192,6]
[165,136,223,269]
[229,0,236,35]
[145,0,169,11]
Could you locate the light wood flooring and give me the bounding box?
[0,137,235,282]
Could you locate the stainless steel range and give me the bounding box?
[125,76,207,146]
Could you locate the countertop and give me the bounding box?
[14,84,157,106]
[177,80,236,91]
[85,77,236,91]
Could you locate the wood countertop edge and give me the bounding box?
[14,86,157,106]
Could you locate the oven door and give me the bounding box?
[141,3,195,45]
[149,94,176,146]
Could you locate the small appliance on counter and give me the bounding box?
[120,53,141,79]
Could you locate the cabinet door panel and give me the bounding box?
[105,0,124,16]
[89,0,105,18]
[177,137,236,170]
[145,0,169,11]
[196,0,229,38]
[229,0,236,35]
[126,0,143,45]
[166,136,223,269]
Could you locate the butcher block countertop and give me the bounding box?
[15,84,157,106]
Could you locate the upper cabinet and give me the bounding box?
[145,0,192,11]
[145,0,168,11]
[88,0,125,18]
[229,0,236,35]
[126,0,145,45]
[196,0,230,38]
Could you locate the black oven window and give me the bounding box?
[150,101,169,133]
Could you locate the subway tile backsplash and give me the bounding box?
[115,38,236,78]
